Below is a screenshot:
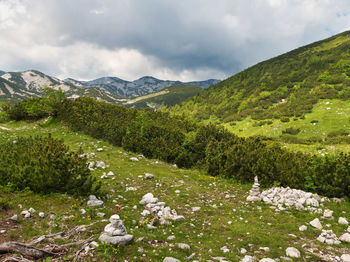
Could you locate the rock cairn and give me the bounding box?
[316,230,341,245]
[139,193,185,226]
[246,176,261,202]
[99,215,133,245]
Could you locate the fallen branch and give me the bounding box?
[0,242,55,259]
[29,232,65,245]
[2,255,34,262]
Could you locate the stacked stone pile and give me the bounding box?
[316,230,341,245]
[246,176,261,202]
[99,214,133,245]
[139,193,185,225]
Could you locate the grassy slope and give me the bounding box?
[169,31,350,151]
[0,120,349,261]
[125,85,202,109]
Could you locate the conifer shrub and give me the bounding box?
[0,135,100,195]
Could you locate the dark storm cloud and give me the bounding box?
[0,0,350,81]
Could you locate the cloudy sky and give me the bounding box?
[0,0,350,81]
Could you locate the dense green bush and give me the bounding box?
[282,127,301,135]
[56,97,350,198]
[0,135,100,195]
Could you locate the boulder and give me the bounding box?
[341,254,350,262]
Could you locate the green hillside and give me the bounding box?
[124,84,202,109]
[170,31,350,143]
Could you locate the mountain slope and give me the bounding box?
[172,31,350,125]
[123,84,202,109]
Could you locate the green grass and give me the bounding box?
[0,120,349,261]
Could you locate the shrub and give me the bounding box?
[280,117,290,122]
[282,127,301,135]
[0,135,100,195]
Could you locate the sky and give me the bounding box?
[0,0,350,82]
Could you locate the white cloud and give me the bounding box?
[0,0,350,81]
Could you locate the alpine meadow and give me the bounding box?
[0,2,350,262]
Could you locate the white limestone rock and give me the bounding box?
[322,209,333,219]
[145,173,154,179]
[21,210,30,219]
[317,230,341,245]
[260,259,275,262]
[339,233,350,243]
[139,193,158,205]
[38,212,45,218]
[178,243,190,250]
[192,207,201,212]
[10,214,18,221]
[339,217,349,225]
[310,218,322,230]
[341,254,350,262]
[130,157,139,162]
[107,171,114,176]
[99,233,133,245]
[241,255,253,262]
[285,247,300,258]
[95,161,106,169]
[28,208,36,213]
[163,257,180,262]
[87,195,104,207]
[299,225,307,231]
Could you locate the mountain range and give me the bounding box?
[0,70,219,104]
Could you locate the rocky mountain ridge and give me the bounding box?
[0,70,219,102]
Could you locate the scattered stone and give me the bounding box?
[322,209,333,219]
[95,161,106,169]
[87,195,104,207]
[130,157,139,162]
[299,225,307,231]
[21,210,30,219]
[0,230,6,234]
[285,247,300,258]
[259,247,270,252]
[97,148,103,152]
[220,246,230,253]
[316,230,341,244]
[28,208,36,213]
[240,248,247,254]
[126,187,137,191]
[339,233,350,243]
[178,243,190,250]
[280,257,292,261]
[347,226,350,232]
[167,235,176,241]
[81,208,86,215]
[246,176,261,202]
[260,259,275,262]
[10,214,18,221]
[341,254,350,262]
[339,217,349,225]
[186,253,196,260]
[241,255,253,262]
[192,207,201,212]
[259,186,322,210]
[310,218,322,230]
[145,173,154,179]
[107,171,114,176]
[99,215,133,245]
[38,212,45,218]
[163,257,180,262]
[97,212,105,218]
